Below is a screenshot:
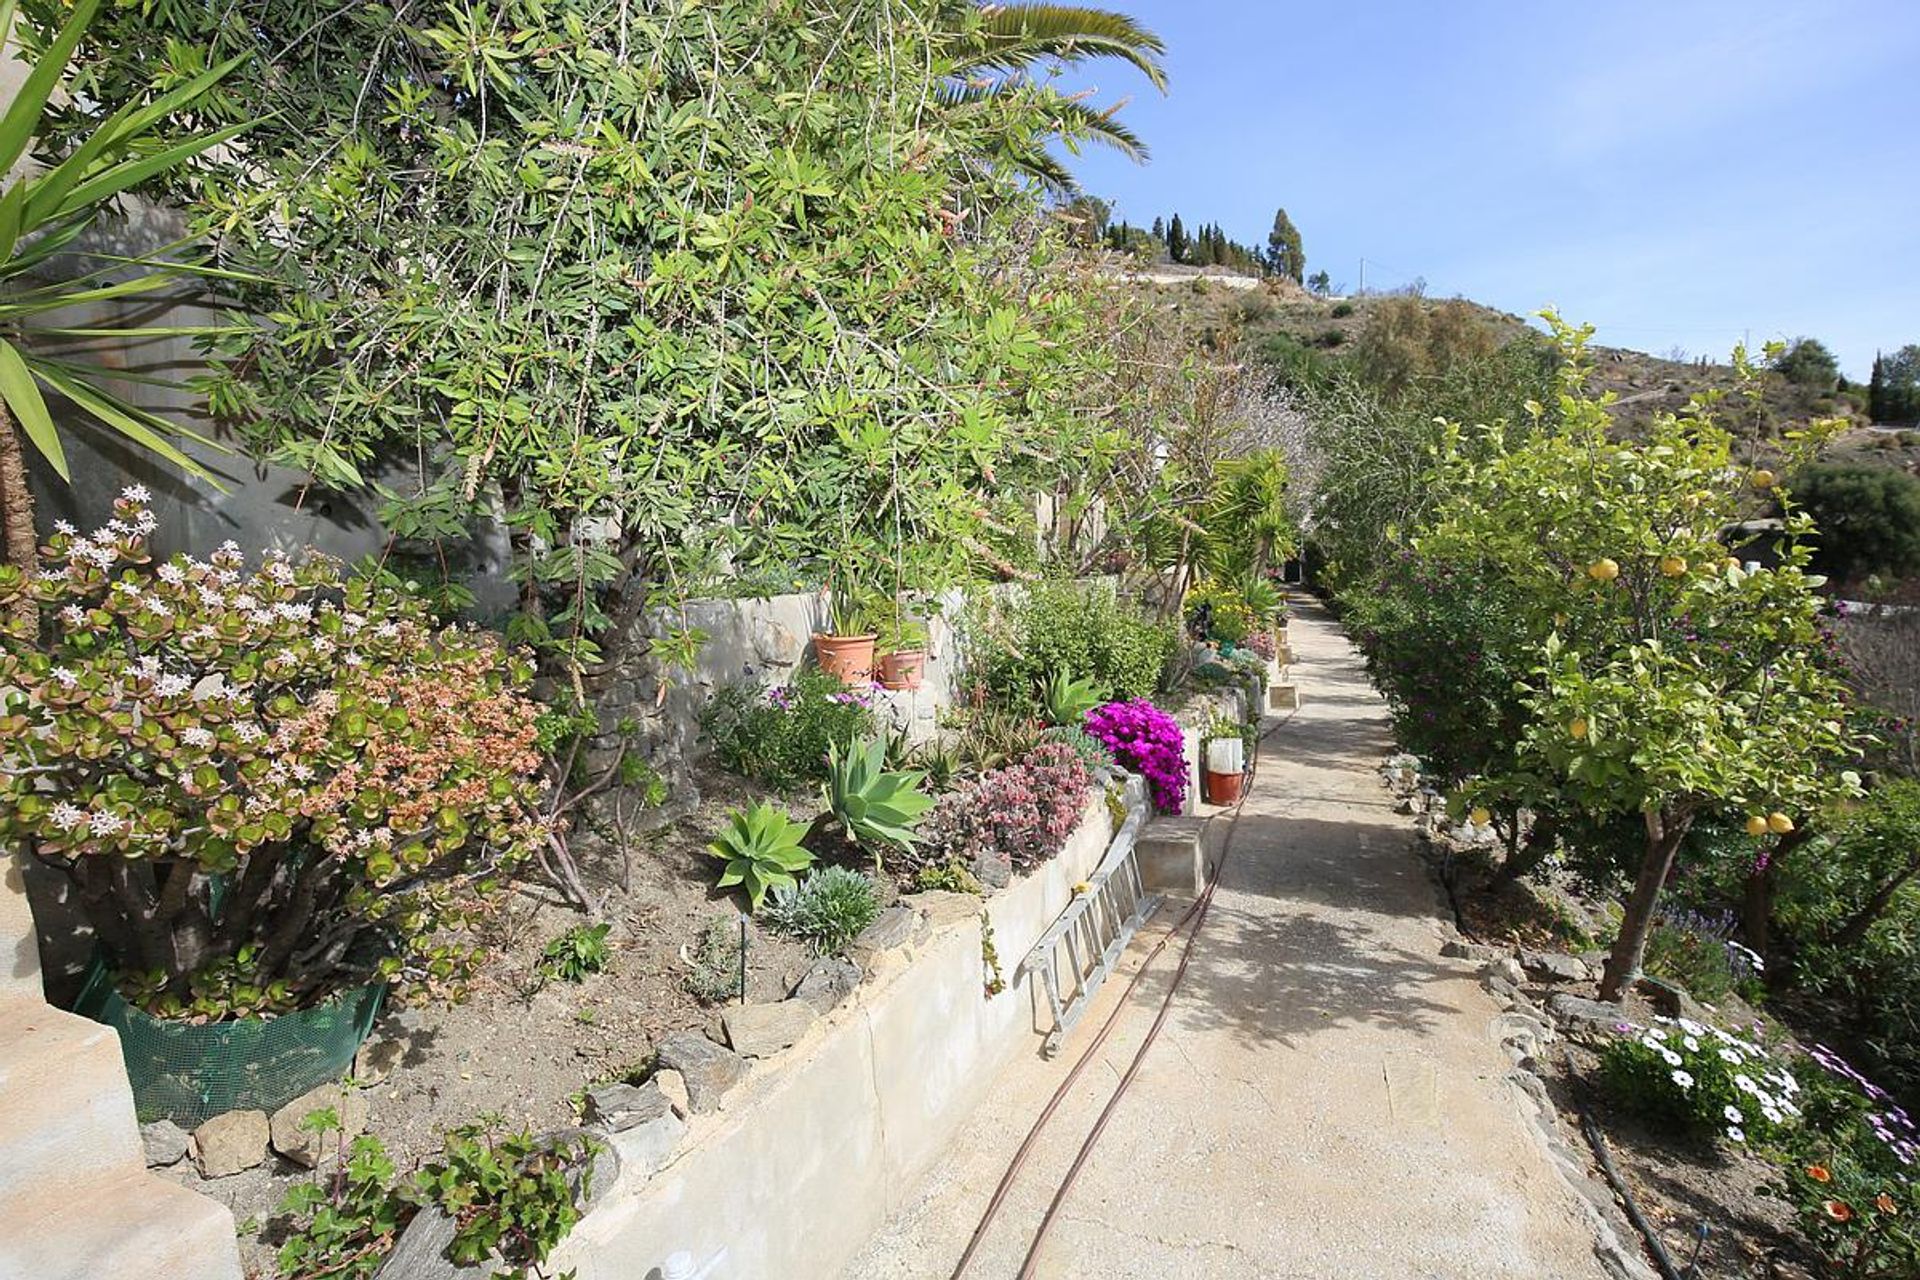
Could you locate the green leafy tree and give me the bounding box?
[1773,336,1840,390]
[1266,207,1304,284]
[0,0,254,601]
[1795,463,1920,584]
[1306,269,1331,296]
[1870,345,1920,423]
[43,0,1118,678]
[1421,315,1861,1001]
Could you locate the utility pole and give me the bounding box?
[1359,258,1366,295]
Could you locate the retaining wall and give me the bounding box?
[551,793,1117,1280]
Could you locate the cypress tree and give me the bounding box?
[1168,213,1188,264]
[1870,353,1888,422]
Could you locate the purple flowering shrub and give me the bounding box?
[1086,699,1186,813]
[921,742,1093,877]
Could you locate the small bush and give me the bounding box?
[538,923,612,984]
[1601,1016,1800,1146]
[1331,301,1355,319]
[914,860,983,895]
[684,915,743,1005]
[1038,725,1114,773]
[762,866,880,956]
[700,669,876,789]
[1642,909,1761,1004]
[922,742,1094,877]
[968,582,1178,715]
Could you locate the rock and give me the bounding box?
[791,957,862,1014]
[1636,975,1709,1023]
[970,849,1012,890]
[375,1204,487,1278]
[582,1080,672,1133]
[1441,939,1503,962]
[1484,956,1527,987]
[354,1036,405,1086]
[270,1084,369,1168]
[851,905,922,962]
[722,999,817,1059]
[141,1119,189,1168]
[653,1068,691,1118]
[1520,950,1592,983]
[655,1032,745,1115]
[1492,1010,1555,1061]
[607,1111,686,1182]
[1546,993,1629,1038]
[192,1109,269,1178]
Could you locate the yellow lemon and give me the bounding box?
[1469,807,1491,826]
[1660,556,1688,577]
[1751,469,1777,490]
[1767,812,1795,835]
[1570,718,1589,740]
[1744,814,1770,837]
[1586,558,1620,582]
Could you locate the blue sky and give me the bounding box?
[1055,0,1920,378]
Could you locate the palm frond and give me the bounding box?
[970,4,1168,91]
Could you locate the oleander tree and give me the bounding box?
[29,0,1128,674]
[1419,315,1863,1001]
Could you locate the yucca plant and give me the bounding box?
[0,0,256,600]
[708,801,816,910]
[822,734,934,872]
[1040,667,1101,726]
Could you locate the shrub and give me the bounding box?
[1330,300,1355,319]
[762,866,880,956]
[914,860,983,895]
[922,742,1094,877]
[968,582,1177,714]
[1643,909,1762,1004]
[1038,725,1115,773]
[538,923,612,984]
[1086,700,1187,813]
[1795,464,1920,585]
[683,915,742,1005]
[1040,668,1101,727]
[700,669,876,789]
[707,801,814,910]
[1601,1016,1801,1146]
[0,493,548,1019]
[1768,1045,1920,1276]
[1184,579,1258,646]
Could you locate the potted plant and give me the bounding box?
[1201,713,1248,806]
[814,578,879,687]
[0,493,550,1124]
[875,604,929,691]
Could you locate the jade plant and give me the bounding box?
[0,493,549,1019]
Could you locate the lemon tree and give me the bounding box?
[1420,315,1861,1001]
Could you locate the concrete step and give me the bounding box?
[0,995,144,1203]
[1268,683,1299,711]
[1138,816,1207,896]
[0,1166,241,1280]
[2,854,42,1000]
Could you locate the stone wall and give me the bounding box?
[549,794,1120,1280]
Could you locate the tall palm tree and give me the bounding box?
[943,3,1168,191]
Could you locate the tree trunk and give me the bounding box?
[0,408,39,631]
[1740,826,1809,976]
[1824,859,1920,953]
[1599,807,1695,1002]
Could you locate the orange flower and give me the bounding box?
[1876,1192,1898,1215]
[1823,1200,1854,1222]
[1806,1165,1832,1183]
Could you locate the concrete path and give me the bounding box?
[842,599,1612,1280]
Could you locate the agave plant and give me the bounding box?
[0,0,256,594]
[823,734,935,871]
[709,801,816,911]
[1040,667,1101,727]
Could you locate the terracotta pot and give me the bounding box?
[813,632,878,686]
[876,649,927,691]
[1203,768,1247,806]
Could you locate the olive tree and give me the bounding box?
[1420,314,1862,1001]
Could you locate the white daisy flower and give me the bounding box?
[1671,1069,1695,1090]
[59,605,86,626]
[120,484,150,503]
[1734,1073,1759,1095]
[86,544,117,568]
[1677,1018,1706,1037]
[1662,1048,1684,1067]
[1683,1036,1701,1052]
[1726,1125,1745,1142]
[1724,1105,1744,1124]
[1718,1047,1743,1065]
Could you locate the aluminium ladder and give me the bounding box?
[1018,771,1162,1057]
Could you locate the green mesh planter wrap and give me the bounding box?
[75,964,384,1127]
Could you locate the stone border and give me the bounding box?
[545,791,1126,1279]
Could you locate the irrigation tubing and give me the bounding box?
[948,708,1290,1279]
[1581,1111,1684,1280]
